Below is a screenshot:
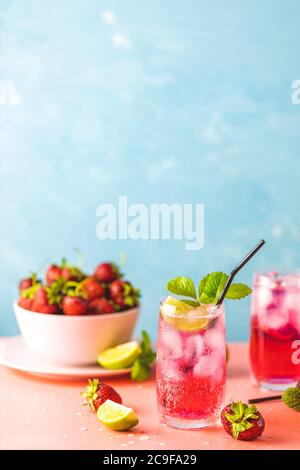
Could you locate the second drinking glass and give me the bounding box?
[250,272,300,391]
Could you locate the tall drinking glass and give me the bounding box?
[156,301,226,429]
[250,272,300,391]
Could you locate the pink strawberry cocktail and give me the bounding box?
[250,272,300,390]
[156,300,226,429]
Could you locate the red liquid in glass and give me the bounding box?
[250,274,300,388]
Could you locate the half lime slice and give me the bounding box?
[97,399,139,431]
[97,341,141,369]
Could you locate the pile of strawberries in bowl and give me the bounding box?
[18,260,140,316]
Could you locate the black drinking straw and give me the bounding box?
[248,395,281,405]
[215,239,266,306]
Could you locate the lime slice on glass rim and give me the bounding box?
[97,341,141,369]
[161,296,210,332]
[97,399,139,431]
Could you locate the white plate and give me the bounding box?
[0,336,131,380]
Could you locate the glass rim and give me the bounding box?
[160,298,224,319]
[253,271,300,288]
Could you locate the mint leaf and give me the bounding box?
[131,359,149,381]
[198,272,228,304]
[140,330,151,353]
[166,276,197,300]
[131,330,156,381]
[282,386,300,412]
[226,283,252,300]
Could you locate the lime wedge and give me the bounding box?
[97,341,141,369]
[161,296,210,332]
[97,399,139,431]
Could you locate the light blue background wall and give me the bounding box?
[1,0,300,341]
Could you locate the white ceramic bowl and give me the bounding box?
[13,301,139,366]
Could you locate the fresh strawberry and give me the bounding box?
[110,280,140,310]
[94,262,121,283]
[33,286,48,306]
[87,297,115,315]
[62,296,87,315]
[109,279,127,299]
[221,401,265,440]
[60,257,85,282]
[61,266,85,282]
[61,267,74,281]
[86,298,102,315]
[31,286,59,314]
[80,379,122,411]
[19,273,40,292]
[32,303,59,314]
[18,297,33,310]
[81,278,105,300]
[19,277,33,292]
[46,264,62,284]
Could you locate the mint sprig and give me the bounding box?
[131,331,156,381]
[166,272,251,305]
[282,386,300,412]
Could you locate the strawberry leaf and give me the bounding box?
[227,401,258,439]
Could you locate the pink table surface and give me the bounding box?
[0,342,299,450]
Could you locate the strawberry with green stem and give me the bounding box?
[54,279,88,315]
[221,401,265,440]
[94,262,122,283]
[46,264,63,285]
[110,280,140,310]
[62,296,87,315]
[32,287,59,314]
[46,258,85,285]
[18,276,42,311]
[81,277,105,301]
[87,298,115,315]
[19,273,40,292]
[60,257,85,282]
[80,379,122,411]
